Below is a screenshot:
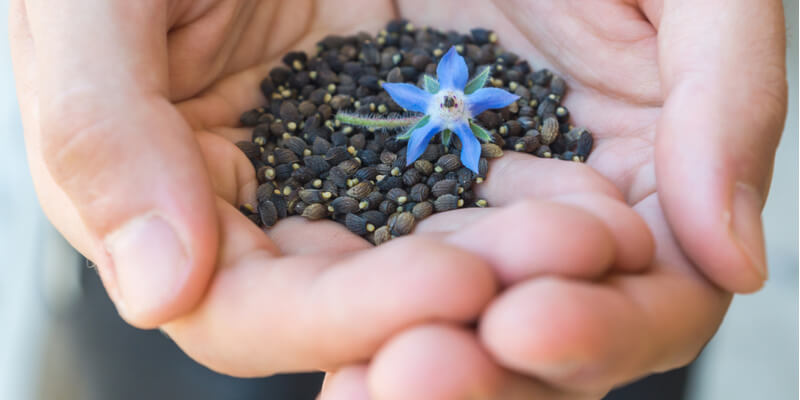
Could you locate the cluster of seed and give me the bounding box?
[236,20,594,245]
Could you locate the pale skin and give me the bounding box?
[9,0,787,399]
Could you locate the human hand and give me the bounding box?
[9,0,655,379]
[319,0,788,398]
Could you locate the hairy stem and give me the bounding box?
[335,112,421,129]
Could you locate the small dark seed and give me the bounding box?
[411,201,434,220]
[434,194,460,212]
[480,143,504,158]
[345,213,370,235]
[331,196,360,214]
[346,181,373,200]
[258,200,278,227]
[373,225,392,245]
[435,154,461,173]
[236,141,261,161]
[541,116,559,145]
[283,136,308,156]
[302,203,329,220]
[431,179,458,197]
[389,212,415,236]
[361,210,387,227]
[325,146,352,164]
[386,188,409,204]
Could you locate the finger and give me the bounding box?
[163,201,496,377]
[364,324,599,400]
[480,195,731,393]
[656,0,787,292]
[268,217,371,256]
[476,152,624,204]
[419,196,652,286]
[442,200,616,286]
[17,1,220,328]
[318,368,371,400]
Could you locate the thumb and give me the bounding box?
[24,1,219,327]
[656,0,787,292]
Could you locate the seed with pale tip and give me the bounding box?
[302,203,328,220]
[434,194,459,212]
[435,154,461,173]
[346,181,373,200]
[480,143,503,158]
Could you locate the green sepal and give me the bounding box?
[396,114,431,140]
[464,66,491,95]
[441,129,453,148]
[423,75,440,94]
[469,120,493,143]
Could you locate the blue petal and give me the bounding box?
[452,122,482,174]
[436,47,469,91]
[382,83,432,113]
[466,87,520,116]
[406,119,442,166]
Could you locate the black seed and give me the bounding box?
[302,203,329,220]
[325,146,352,164]
[409,183,431,202]
[431,179,458,197]
[345,213,370,235]
[270,67,292,85]
[346,181,373,199]
[411,201,434,220]
[240,108,263,126]
[361,210,387,227]
[388,212,415,236]
[357,149,380,165]
[376,175,403,191]
[292,166,316,183]
[236,141,261,161]
[435,154,461,173]
[434,194,460,212]
[331,196,360,214]
[355,166,378,182]
[258,200,278,227]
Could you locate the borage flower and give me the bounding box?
[382,46,519,173]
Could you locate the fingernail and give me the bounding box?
[731,182,767,280]
[105,214,188,319]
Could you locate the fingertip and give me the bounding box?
[368,324,502,400]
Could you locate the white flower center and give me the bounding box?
[428,90,469,128]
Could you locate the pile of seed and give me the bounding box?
[236,20,594,245]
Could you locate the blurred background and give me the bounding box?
[1,1,797,399]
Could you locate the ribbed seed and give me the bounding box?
[346,181,373,199]
[480,143,504,158]
[411,201,434,220]
[331,196,359,214]
[302,203,328,220]
[540,116,559,145]
[389,212,415,236]
[434,194,460,212]
[431,179,458,197]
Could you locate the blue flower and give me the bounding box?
[382,46,519,173]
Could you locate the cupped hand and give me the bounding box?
[9,0,655,379]
[320,0,788,398]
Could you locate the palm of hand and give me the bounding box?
[153,0,728,394]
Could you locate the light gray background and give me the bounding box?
[0,1,797,399]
